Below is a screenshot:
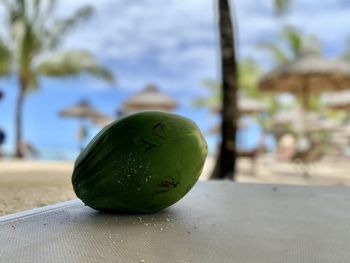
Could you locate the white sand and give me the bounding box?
[0,160,75,216]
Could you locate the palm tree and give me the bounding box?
[210,0,238,180]
[212,0,291,180]
[0,0,114,158]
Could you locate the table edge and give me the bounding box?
[0,199,81,223]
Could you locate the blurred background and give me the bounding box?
[2,0,350,215]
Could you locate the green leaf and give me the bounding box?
[257,26,321,64]
[20,21,41,71]
[35,50,115,83]
[282,26,302,57]
[238,59,261,98]
[85,66,115,83]
[256,42,288,64]
[45,5,94,49]
[0,40,12,76]
[274,0,290,15]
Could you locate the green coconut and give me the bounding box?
[72,111,208,213]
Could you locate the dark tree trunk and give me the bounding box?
[14,75,26,158]
[210,0,238,180]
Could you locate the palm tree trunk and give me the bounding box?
[210,0,238,180]
[14,75,26,158]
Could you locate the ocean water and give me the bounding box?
[4,121,275,161]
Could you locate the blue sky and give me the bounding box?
[1,0,350,158]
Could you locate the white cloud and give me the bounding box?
[56,0,219,95]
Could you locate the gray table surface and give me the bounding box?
[1,181,350,263]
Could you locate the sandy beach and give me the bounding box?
[0,161,75,216]
[1,155,350,216]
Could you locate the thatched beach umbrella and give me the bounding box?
[59,100,108,150]
[308,118,342,132]
[59,100,105,119]
[273,109,340,132]
[91,115,114,127]
[259,51,350,133]
[323,91,350,110]
[238,96,267,115]
[329,131,349,144]
[119,85,178,116]
[259,51,350,108]
[334,123,350,137]
[273,109,318,126]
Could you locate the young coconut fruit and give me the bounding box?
[72,111,208,213]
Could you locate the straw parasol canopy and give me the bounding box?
[335,123,350,134]
[308,118,342,132]
[259,51,350,109]
[238,96,267,115]
[59,100,109,150]
[323,91,350,110]
[59,100,106,120]
[272,109,341,133]
[120,85,178,114]
[91,115,114,127]
[273,109,319,126]
[329,124,350,148]
[329,131,349,143]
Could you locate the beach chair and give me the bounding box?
[291,141,325,177]
[236,149,259,176]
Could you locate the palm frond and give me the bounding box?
[84,66,114,83]
[256,42,288,64]
[0,40,12,76]
[5,2,22,26]
[35,50,115,83]
[45,5,94,49]
[192,80,220,108]
[32,0,42,19]
[274,0,290,15]
[41,0,57,23]
[201,79,221,93]
[238,59,261,98]
[282,26,302,57]
[192,96,218,108]
[20,21,41,71]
